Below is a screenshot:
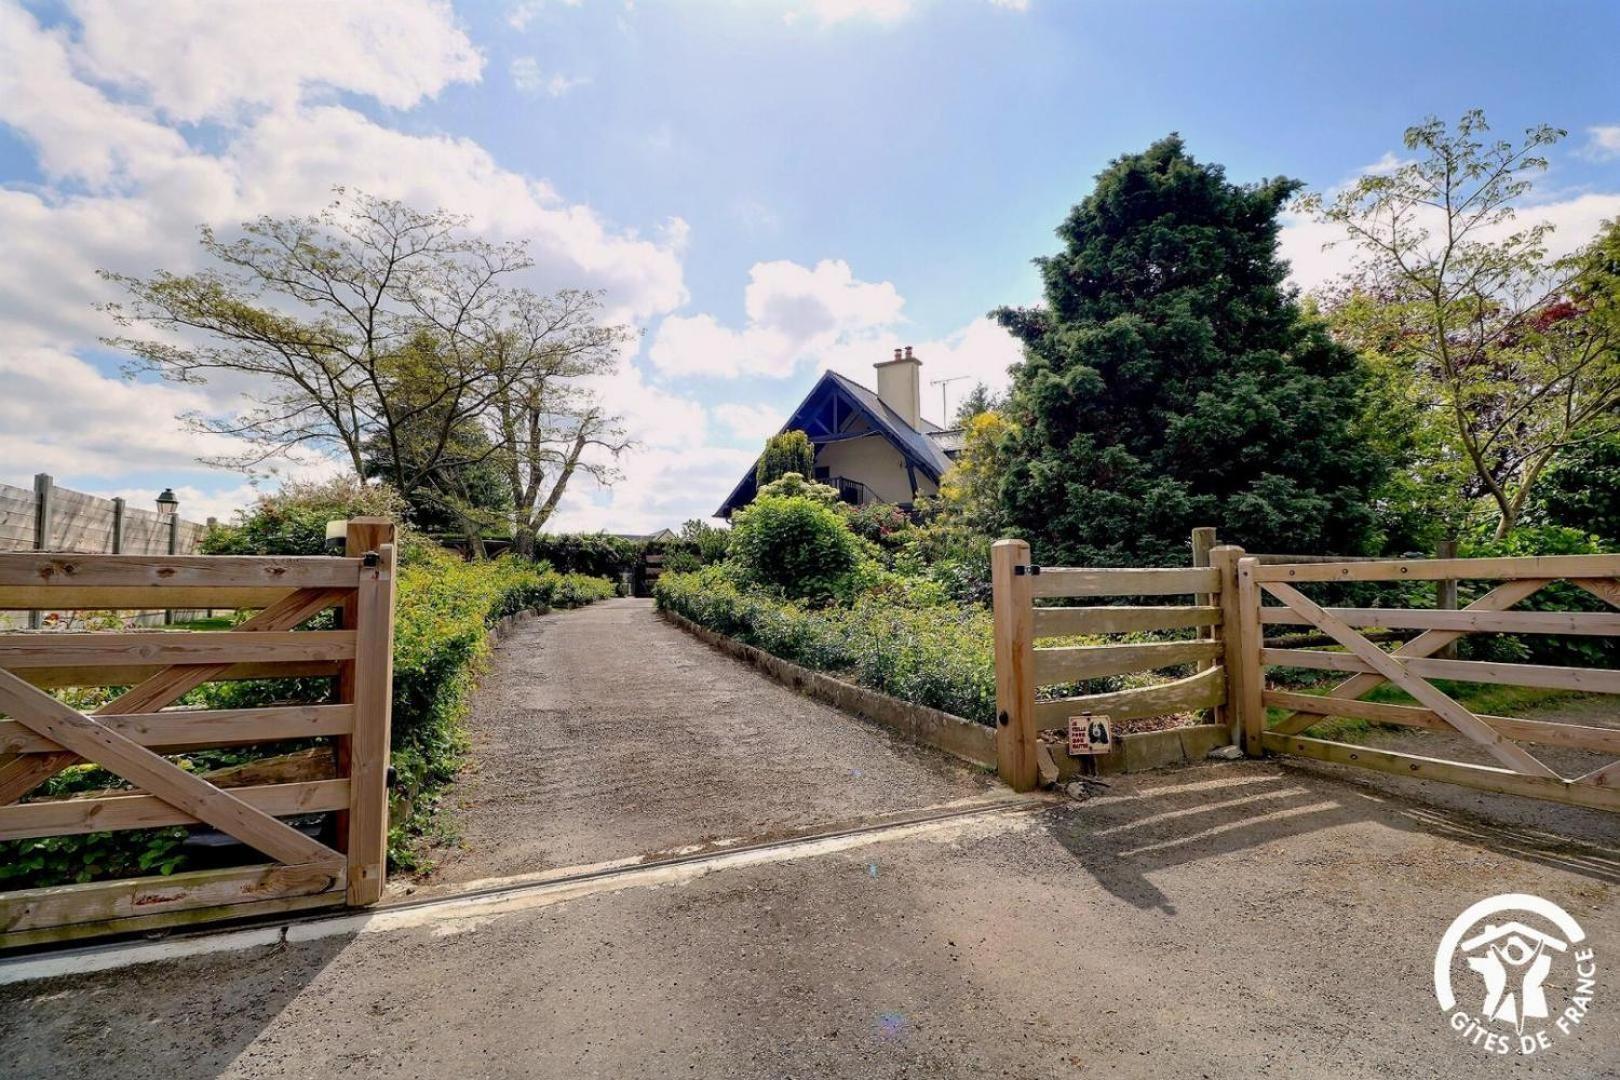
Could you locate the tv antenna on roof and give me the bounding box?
[930,376,970,426]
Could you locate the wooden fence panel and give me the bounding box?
[0,536,397,949]
[992,535,1234,790]
[1243,554,1620,812]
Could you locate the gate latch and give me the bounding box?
[1014,564,1042,576]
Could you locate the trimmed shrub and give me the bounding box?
[678,518,731,565]
[756,471,840,504]
[728,494,870,602]
[530,532,646,579]
[1457,526,1618,669]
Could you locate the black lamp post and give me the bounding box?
[155,488,180,624]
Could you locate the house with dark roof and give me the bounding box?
[716,347,964,518]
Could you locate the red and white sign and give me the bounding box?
[1068,714,1113,756]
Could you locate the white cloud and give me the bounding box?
[509,0,583,31]
[510,57,589,97]
[1584,125,1620,160]
[649,258,903,378]
[784,0,912,25]
[712,403,785,443]
[550,445,754,533]
[0,336,244,481]
[0,0,697,526]
[64,0,483,122]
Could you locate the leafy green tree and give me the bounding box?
[678,518,732,565]
[362,416,511,548]
[1305,112,1620,537]
[1532,431,1620,542]
[937,410,1013,536]
[755,430,815,489]
[201,477,426,561]
[102,190,627,544]
[952,382,1003,426]
[993,135,1386,565]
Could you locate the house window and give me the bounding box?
[813,466,830,481]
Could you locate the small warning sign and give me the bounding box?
[1068,714,1113,756]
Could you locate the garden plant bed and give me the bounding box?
[662,607,1231,778]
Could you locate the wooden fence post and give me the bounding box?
[343,518,397,906]
[1191,527,1219,710]
[1212,545,1259,753]
[1234,556,1265,756]
[991,538,1038,791]
[28,474,52,630]
[1435,539,1459,660]
[111,497,125,554]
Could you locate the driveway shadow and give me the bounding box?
[1044,763,1620,914]
[0,930,357,1080]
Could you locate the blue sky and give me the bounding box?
[2,0,1618,531]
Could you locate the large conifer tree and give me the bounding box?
[993,136,1385,565]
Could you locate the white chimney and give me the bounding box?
[874,345,922,429]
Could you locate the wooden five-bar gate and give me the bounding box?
[993,536,1620,812]
[0,520,397,948]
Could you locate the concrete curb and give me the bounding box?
[659,607,1232,775]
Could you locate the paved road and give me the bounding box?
[3,601,1618,1078]
[420,598,995,886]
[5,762,1617,1078]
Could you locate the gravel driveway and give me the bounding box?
[419,597,995,885]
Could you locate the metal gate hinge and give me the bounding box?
[1014,564,1041,576]
[362,550,380,568]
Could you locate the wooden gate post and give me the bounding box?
[1191,527,1219,696]
[28,474,52,630]
[991,539,1038,791]
[343,519,397,905]
[1211,545,1263,755]
[1234,556,1265,756]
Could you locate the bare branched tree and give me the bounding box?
[484,291,636,558]
[101,189,631,539]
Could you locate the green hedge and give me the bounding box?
[655,566,999,724]
[0,550,614,889]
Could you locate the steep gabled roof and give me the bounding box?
[714,370,954,517]
[824,372,954,478]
